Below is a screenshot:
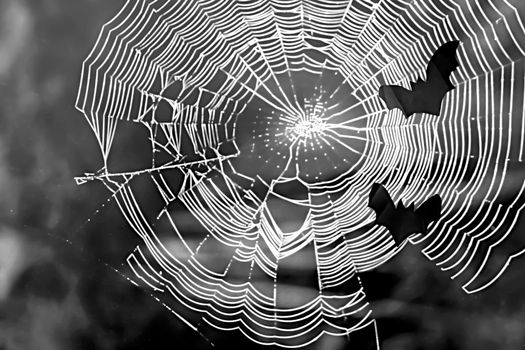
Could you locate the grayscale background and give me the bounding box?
[1,1,525,349]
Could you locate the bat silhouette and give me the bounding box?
[368,183,442,245]
[378,40,460,118]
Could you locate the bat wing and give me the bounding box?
[368,183,443,246]
[368,184,414,244]
[368,183,395,220]
[418,40,460,116]
[378,40,460,118]
[426,40,460,93]
[415,194,442,233]
[378,85,413,117]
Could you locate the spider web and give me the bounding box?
[75,0,525,347]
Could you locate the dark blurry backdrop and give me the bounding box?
[1,1,525,349]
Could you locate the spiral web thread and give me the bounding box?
[76,0,525,347]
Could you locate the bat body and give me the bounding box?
[368,183,442,245]
[379,40,460,118]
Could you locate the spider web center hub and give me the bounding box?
[286,99,328,142]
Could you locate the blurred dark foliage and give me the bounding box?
[0,1,525,350]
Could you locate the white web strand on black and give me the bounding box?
[76,0,525,347]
